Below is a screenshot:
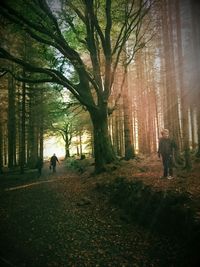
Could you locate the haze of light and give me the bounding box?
[43,136,65,159]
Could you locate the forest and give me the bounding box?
[0,0,200,266]
[0,0,200,173]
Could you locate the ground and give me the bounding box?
[0,155,199,267]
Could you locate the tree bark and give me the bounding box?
[39,89,44,159]
[89,105,116,173]
[175,0,191,169]
[197,108,200,157]
[64,128,70,158]
[190,0,200,157]
[20,77,26,174]
[0,119,3,173]
[7,72,16,168]
[123,69,135,160]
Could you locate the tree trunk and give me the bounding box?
[79,132,83,158]
[0,119,3,173]
[39,123,43,159]
[197,107,200,157]
[135,51,149,154]
[160,0,183,164]
[7,73,16,169]
[123,69,135,160]
[161,0,180,136]
[20,77,26,174]
[176,0,191,169]
[89,106,116,173]
[65,143,70,158]
[111,70,123,157]
[39,89,44,159]
[27,92,37,167]
[190,106,196,150]
[64,129,70,158]
[190,0,200,157]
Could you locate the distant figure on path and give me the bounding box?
[36,156,43,177]
[50,153,59,172]
[158,129,177,179]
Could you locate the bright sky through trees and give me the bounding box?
[43,136,65,159]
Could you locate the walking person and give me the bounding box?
[158,129,177,179]
[50,153,59,172]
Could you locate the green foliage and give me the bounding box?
[44,88,91,137]
[65,157,91,173]
[0,0,153,172]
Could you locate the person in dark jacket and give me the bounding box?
[50,153,59,172]
[158,129,177,179]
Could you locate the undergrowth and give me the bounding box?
[96,176,200,267]
[65,157,92,173]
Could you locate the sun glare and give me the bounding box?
[43,136,65,159]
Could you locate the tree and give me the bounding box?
[160,0,182,163]
[7,66,17,168]
[0,0,151,172]
[0,119,3,173]
[190,0,200,157]
[122,61,135,160]
[48,98,91,159]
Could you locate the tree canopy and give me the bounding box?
[0,0,151,172]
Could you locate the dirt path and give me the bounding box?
[0,161,194,266]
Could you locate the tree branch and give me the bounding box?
[0,67,54,83]
[0,47,97,109]
[111,0,150,88]
[0,70,8,78]
[83,0,106,53]
[0,1,92,82]
[67,3,86,24]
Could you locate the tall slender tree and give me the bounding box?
[0,119,3,173]
[7,68,16,168]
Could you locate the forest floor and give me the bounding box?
[0,155,200,267]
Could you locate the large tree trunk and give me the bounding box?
[89,106,116,173]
